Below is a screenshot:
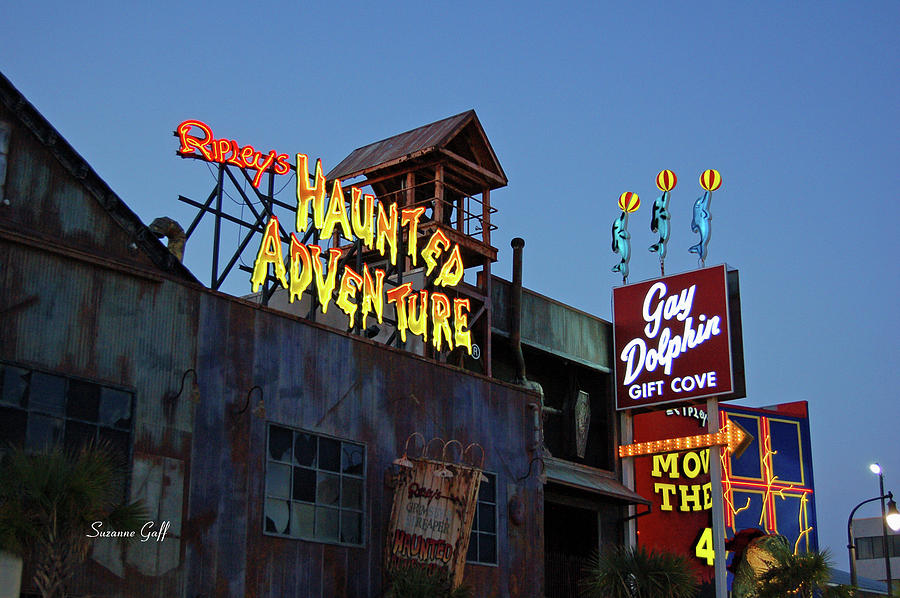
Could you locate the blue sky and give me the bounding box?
[3,1,898,563]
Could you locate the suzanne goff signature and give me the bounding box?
[86,521,171,542]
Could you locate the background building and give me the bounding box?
[853,516,899,585]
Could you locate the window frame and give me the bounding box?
[0,360,134,459]
[466,470,499,567]
[263,423,367,548]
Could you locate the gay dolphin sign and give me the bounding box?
[613,265,737,410]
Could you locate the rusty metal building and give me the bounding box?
[0,71,644,598]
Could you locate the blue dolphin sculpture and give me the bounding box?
[688,191,712,263]
[611,211,630,281]
[649,191,671,259]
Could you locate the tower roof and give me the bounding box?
[326,110,507,193]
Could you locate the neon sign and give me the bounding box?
[250,154,472,354]
[176,120,290,188]
[618,419,750,458]
[613,265,735,410]
[632,403,819,585]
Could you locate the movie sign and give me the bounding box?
[614,265,735,410]
[386,458,482,588]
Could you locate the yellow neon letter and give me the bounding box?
[376,201,399,265]
[351,188,375,249]
[406,290,429,343]
[296,154,327,232]
[421,229,450,276]
[453,298,472,355]
[309,246,342,314]
[431,293,453,351]
[435,244,464,287]
[361,265,385,328]
[251,215,287,292]
[401,206,426,266]
[321,179,353,242]
[335,265,364,329]
[386,282,413,342]
[288,234,313,303]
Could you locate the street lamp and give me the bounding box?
[847,492,897,590]
[847,465,900,594]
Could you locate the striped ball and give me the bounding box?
[656,169,677,192]
[618,191,640,213]
[700,169,722,192]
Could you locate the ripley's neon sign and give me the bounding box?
[176,120,290,188]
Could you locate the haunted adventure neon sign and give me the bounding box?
[253,154,472,354]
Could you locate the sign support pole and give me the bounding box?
[620,410,636,546]
[707,397,728,597]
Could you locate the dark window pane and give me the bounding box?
[478,532,496,564]
[292,467,316,502]
[317,472,340,506]
[319,437,340,472]
[266,463,291,499]
[64,421,96,453]
[269,426,292,462]
[466,533,478,561]
[341,442,364,476]
[341,511,362,545]
[480,473,495,503]
[28,373,66,415]
[98,428,129,469]
[874,538,884,558]
[316,507,339,541]
[294,432,316,467]
[265,499,290,534]
[26,414,63,450]
[342,477,363,510]
[99,388,132,428]
[1,366,29,407]
[857,537,874,560]
[0,407,26,447]
[478,503,496,534]
[291,502,314,538]
[66,380,100,421]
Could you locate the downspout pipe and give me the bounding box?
[510,238,547,461]
[510,237,527,385]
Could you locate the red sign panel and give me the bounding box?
[613,265,734,410]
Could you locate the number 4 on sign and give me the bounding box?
[695,527,715,566]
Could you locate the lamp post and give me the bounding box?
[872,464,897,596]
[847,492,900,590]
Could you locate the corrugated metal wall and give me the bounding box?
[186,294,544,597]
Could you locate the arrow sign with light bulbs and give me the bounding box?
[619,419,753,459]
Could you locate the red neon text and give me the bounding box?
[176,119,290,188]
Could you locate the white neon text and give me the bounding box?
[621,282,721,386]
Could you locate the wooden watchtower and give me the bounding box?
[326,110,507,375]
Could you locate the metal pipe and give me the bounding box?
[510,237,526,384]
